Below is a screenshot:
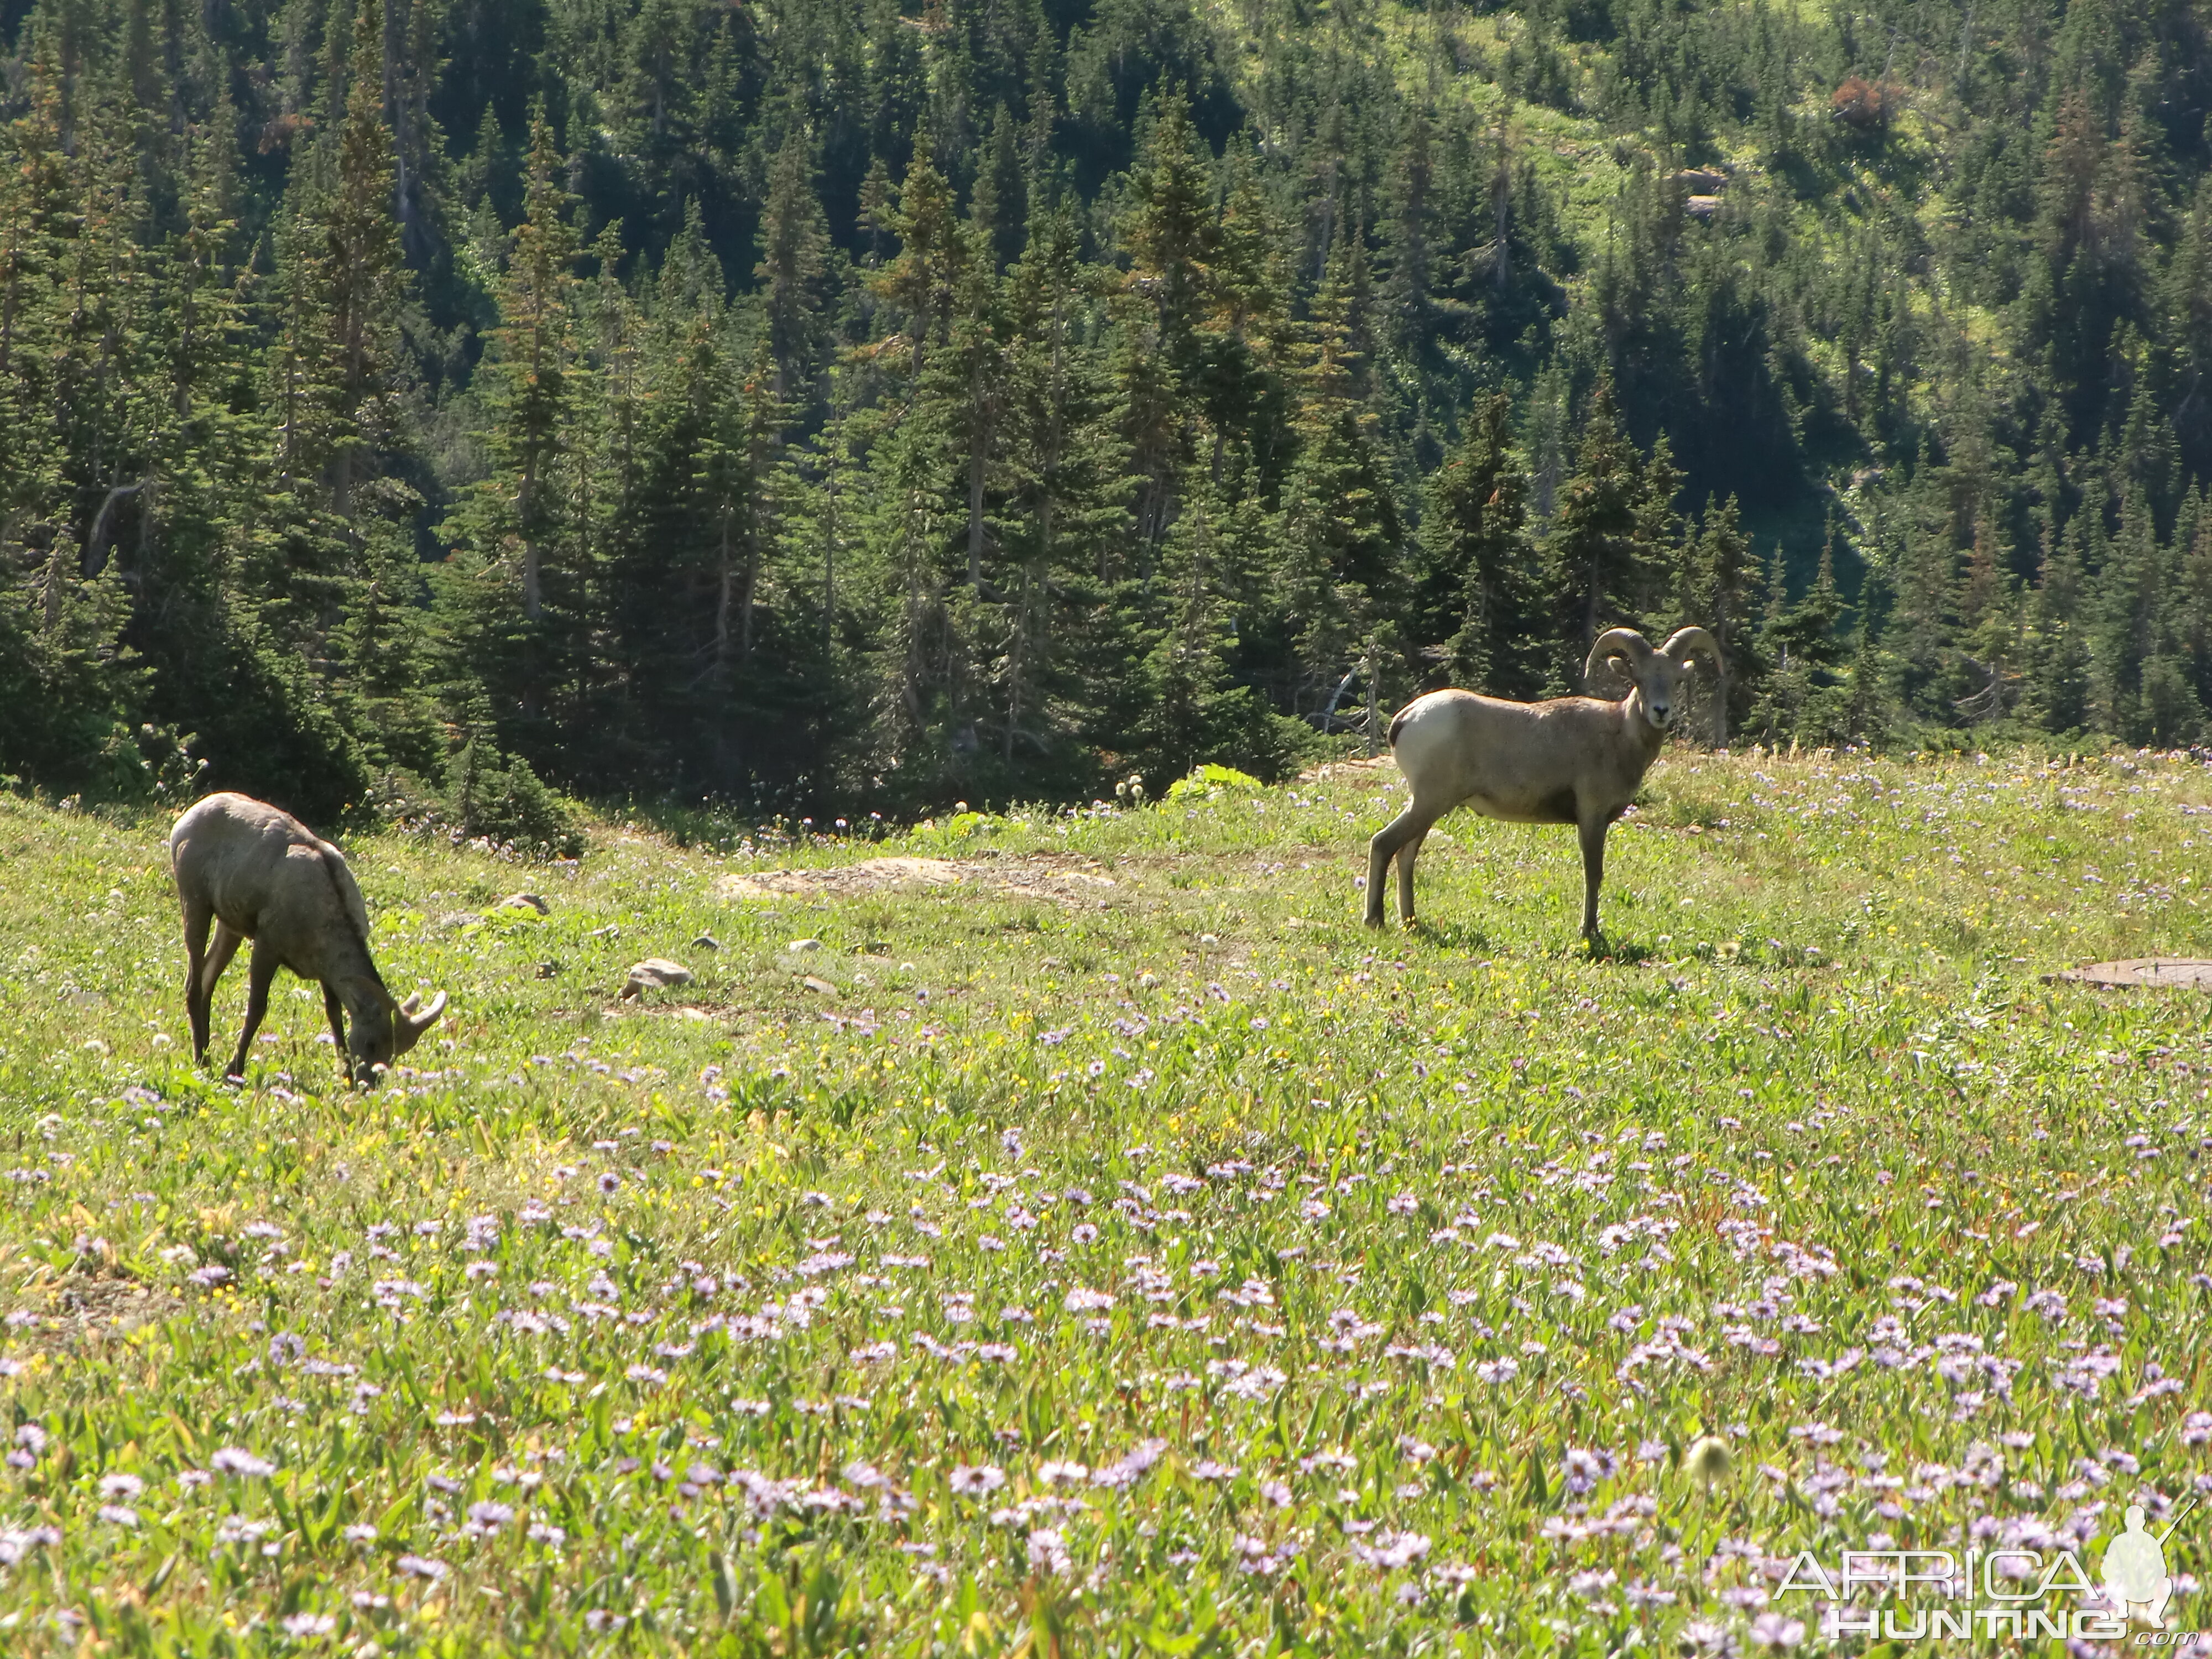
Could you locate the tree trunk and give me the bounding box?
[519,451,541,620]
[740,523,759,665]
[42,535,71,632]
[1364,639,1379,758]
[383,0,420,260]
[1003,567,1029,767]
[84,479,145,577]
[713,514,733,681]
[1492,138,1512,293]
[967,405,987,590]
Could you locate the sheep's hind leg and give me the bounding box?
[1366,808,1427,927]
[225,938,280,1082]
[180,895,215,1061]
[1577,816,1610,950]
[196,922,247,1064]
[1394,813,1439,930]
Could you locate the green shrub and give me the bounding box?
[449,742,586,859]
[365,745,585,859]
[906,808,997,849]
[1165,763,1265,802]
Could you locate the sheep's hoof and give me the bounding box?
[1361,912,1385,930]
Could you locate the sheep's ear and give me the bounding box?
[347,978,400,1016]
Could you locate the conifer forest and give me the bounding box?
[4,0,2212,829]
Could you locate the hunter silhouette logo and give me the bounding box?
[2103,1499,2195,1627]
[1779,1492,2200,1641]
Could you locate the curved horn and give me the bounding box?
[1583,627,1654,695]
[392,990,446,1058]
[400,992,421,1015]
[1660,626,1721,670]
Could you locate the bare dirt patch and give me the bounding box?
[10,1272,180,1355]
[1299,758,1395,782]
[714,854,1118,906]
[2046,957,2212,988]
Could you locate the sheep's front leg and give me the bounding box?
[1577,815,1610,947]
[226,939,281,1082]
[321,984,351,1079]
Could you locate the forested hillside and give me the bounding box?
[4,0,2211,828]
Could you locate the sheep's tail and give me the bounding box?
[1387,707,1410,750]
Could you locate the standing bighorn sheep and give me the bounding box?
[1365,627,1720,946]
[169,793,446,1083]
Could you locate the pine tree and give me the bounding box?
[928,193,1008,594]
[1201,139,1293,476]
[755,127,832,397]
[1275,225,1401,715]
[702,344,791,688]
[441,99,583,770]
[998,197,1131,777]
[20,0,2212,809]
[1129,474,1271,785]
[1379,111,1433,357]
[1548,379,1668,688]
[872,135,962,376]
[1953,514,2018,722]
[321,0,413,520]
[1678,495,1753,740]
[1117,88,1218,554]
[491,103,578,628]
[0,49,143,795]
[2023,523,2091,735]
[1419,390,1537,697]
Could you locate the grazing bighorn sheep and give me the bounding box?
[1364,627,1720,946]
[169,793,446,1083]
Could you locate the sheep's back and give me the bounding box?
[1393,691,1631,818]
[170,794,340,940]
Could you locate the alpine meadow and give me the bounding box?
[6,0,2212,1651]
[3,754,2212,1654]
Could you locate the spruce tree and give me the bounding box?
[491,103,579,629]
[321,0,413,520]
[999,197,1132,780]
[1129,474,1270,786]
[1419,390,1537,697]
[1548,379,1668,689]
[873,136,962,376]
[1117,89,1218,555]
[1275,226,1401,716]
[755,127,832,398]
[443,100,582,766]
[1678,495,1752,740]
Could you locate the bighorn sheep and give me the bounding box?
[1365,627,1720,946]
[169,793,446,1083]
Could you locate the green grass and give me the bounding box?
[0,746,2208,1653]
